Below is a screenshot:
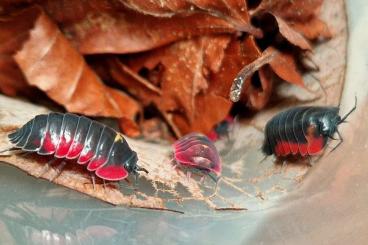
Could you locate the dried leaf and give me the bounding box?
[253,0,323,21]
[119,0,261,35]
[273,14,312,50]
[62,9,239,54]
[108,58,161,106]
[290,17,332,40]
[140,118,173,142]
[230,47,276,102]
[252,0,330,44]
[268,51,304,87]
[115,35,261,135]
[230,47,304,103]
[248,67,274,110]
[118,117,141,138]
[127,35,232,121]
[3,6,140,120]
[0,57,29,96]
[0,7,36,96]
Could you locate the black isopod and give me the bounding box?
[262,98,357,157]
[2,112,148,182]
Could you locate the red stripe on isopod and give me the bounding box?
[87,157,106,171]
[275,137,324,157]
[55,135,72,157]
[78,151,94,164]
[66,143,84,159]
[95,165,128,181]
[41,132,56,153]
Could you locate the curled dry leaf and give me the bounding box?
[8,0,259,36]
[230,47,305,107]
[272,15,312,50]
[110,35,261,136]
[63,10,239,54]
[251,0,330,44]
[0,7,36,96]
[247,67,274,110]
[268,50,305,87]
[119,0,261,35]
[252,0,323,21]
[289,18,332,40]
[1,6,140,121]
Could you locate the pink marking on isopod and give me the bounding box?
[172,133,222,182]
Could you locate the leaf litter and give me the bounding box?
[0,0,347,212]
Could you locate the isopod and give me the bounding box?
[262,98,357,157]
[207,115,235,141]
[173,133,222,182]
[3,112,148,183]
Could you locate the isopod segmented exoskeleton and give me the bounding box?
[3,112,148,185]
[262,97,357,158]
[173,133,222,183]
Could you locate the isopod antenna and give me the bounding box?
[339,95,357,124]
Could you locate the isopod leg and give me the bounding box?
[36,158,57,177]
[91,174,96,190]
[186,171,192,182]
[50,161,67,181]
[258,154,269,164]
[207,172,219,183]
[103,179,107,190]
[199,175,206,184]
[329,130,343,153]
[306,155,313,167]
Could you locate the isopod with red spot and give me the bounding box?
[262,97,357,158]
[207,115,235,142]
[173,133,222,182]
[3,112,148,184]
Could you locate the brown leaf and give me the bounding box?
[0,7,37,96]
[252,0,330,44]
[140,118,174,142]
[128,35,232,122]
[253,0,323,21]
[62,10,238,54]
[118,117,141,138]
[4,6,140,119]
[230,47,304,104]
[108,58,161,106]
[40,0,115,24]
[115,35,261,135]
[0,57,29,96]
[290,17,332,40]
[273,14,312,50]
[247,66,274,110]
[118,0,261,35]
[268,51,304,87]
[230,47,276,102]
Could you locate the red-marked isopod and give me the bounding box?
[2,112,148,184]
[173,133,222,182]
[262,97,357,158]
[207,115,235,142]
